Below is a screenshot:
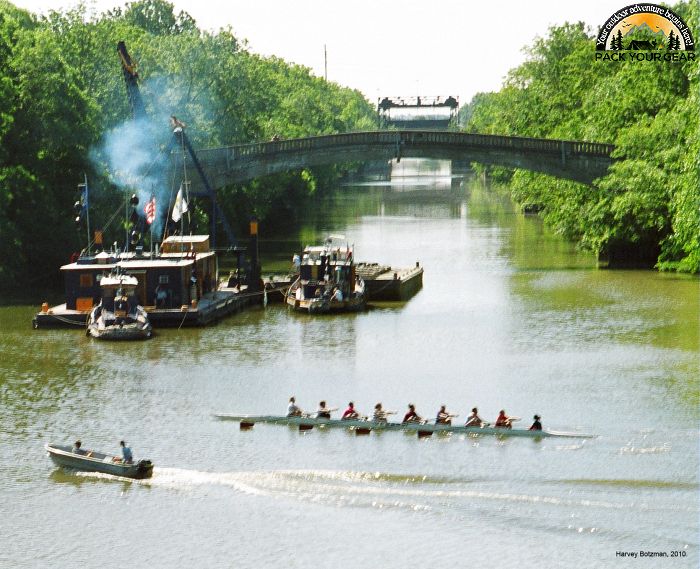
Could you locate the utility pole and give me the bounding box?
[324,44,327,81]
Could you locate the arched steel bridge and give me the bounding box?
[182,130,614,191]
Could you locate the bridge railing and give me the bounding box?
[198,131,614,165]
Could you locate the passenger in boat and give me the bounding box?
[529,415,542,431]
[287,397,303,417]
[495,410,514,429]
[332,288,343,302]
[342,401,360,420]
[316,401,332,419]
[465,407,484,427]
[120,441,133,464]
[402,404,422,423]
[435,405,455,425]
[72,440,86,455]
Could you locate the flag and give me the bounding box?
[144,197,156,225]
[172,186,188,222]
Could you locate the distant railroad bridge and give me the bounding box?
[183,130,615,190]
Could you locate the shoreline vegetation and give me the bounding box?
[460,1,698,274]
[0,0,376,290]
[1,1,697,297]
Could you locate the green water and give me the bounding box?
[1,168,698,568]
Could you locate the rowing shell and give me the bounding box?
[213,414,595,438]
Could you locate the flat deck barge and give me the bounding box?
[260,262,423,304]
[355,262,423,301]
[33,289,257,329]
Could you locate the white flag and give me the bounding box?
[172,185,188,222]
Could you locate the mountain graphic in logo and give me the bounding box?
[596,3,694,51]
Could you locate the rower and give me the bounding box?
[465,407,484,427]
[373,403,394,422]
[316,400,332,419]
[72,440,86,455]
[402,403,422,424]
[495,409,518,429]
[287,396,303,417]
[341,401,360,420]
[435,405,456,425]
[529,414,542,431]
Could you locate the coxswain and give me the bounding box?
[287,396,303,417]
[465,407,484,427]
[495,409,516,429]
[529,414,542,431]
[342,401,360,420]
[435,405,456,425]
[316,400,332,419]
[402,403,422,424]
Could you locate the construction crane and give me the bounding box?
[116,41,235,248]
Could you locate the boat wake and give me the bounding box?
[85,467,693,517]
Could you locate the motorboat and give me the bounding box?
[86,272,152,340]
[45,443,154,479]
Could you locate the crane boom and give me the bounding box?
[116,41,235,248]
[117,41,147,120]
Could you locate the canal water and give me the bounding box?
[1,162,698,568]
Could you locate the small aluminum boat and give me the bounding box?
[45,444,154,479]
[214,414,595,438]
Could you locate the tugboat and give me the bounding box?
[86,270,152,340]
[286,236,366,314]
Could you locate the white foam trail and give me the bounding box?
[74,468,691,515]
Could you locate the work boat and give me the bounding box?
[45,443,154,479]
[214,414,596,439]
[86,272,152,340]
[286,236,366,314]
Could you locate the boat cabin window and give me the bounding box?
[79,273,93,287]
[158,275,169,284]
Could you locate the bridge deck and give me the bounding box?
[181,130,614,188]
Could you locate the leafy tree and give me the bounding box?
[0,0,376,289]
[463,2,699,272]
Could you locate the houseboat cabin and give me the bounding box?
[60,235,217,312]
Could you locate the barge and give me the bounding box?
[33,235,258,329]
[355,262,423,301]
[286,238,366,314]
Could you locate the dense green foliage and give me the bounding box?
[0,0,375,289]
[462,2,699,272]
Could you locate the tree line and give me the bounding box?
[460,1,698,272]
[0,0,376,290]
